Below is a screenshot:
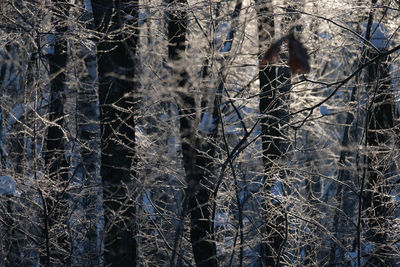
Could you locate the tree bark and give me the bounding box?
[74,1,102,264]
[43,0,70,265]
[255,1,291,265]
[92,0,138,266]
[364,49,395,266]
[167,1,218,266]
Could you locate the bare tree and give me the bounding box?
[43,0,71,264]
[91,0,139,266]
[167,0,218,265]
[255,1,292,265]
[0,1,399,266]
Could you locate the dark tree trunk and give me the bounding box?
[43,0,70,265]
[364,49,395,266]
[91,0,138,266]
[74,1,102,264]
[46,4,69,178]
[329,83,358,266]
[255,1,291,266]
[0,49,18,267]
[167,1,218,266]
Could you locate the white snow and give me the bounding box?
[215,22,229,43]
[138,12,147,26]
[320,105,332,115]
[271,179,284,198]
[43,34,55,56]
[221,39,232,53]
[7,103,25,128]
[142,190,155,216]
[198,111,216,133]
[215,22,232,52]
[362,21,390,50]
[0,175,16,196]
[85,0,93,14]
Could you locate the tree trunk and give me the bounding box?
[74,1,102,264]
[92,0,138,266]
[167,1,218,266]
[364,49,395,266]
[255,1,291,265]
[43,0,70,264]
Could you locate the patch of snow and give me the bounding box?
[344,244,373,267]
[300,248,306,261]
[320,105,332,115]
[271,180,284,204]
[344,251,358,267]
[393,191,400,202]
[142,191,155,216]
[319,31,333,40]
[125,14,134,21]
[215,22,229,43]
[225,125,242,134]
[25,136,32,157]
[221,39,232,53]
[87,58,97,80]
[271,180,283,197]
[43,34,55,56]
[364,242,374,253]
[215,22,233,52]
[168,135,179,158]
[160,113,167,121]
[7,103,25,128]
[361,21,390,50]
[85,0,93,13]
[198,111,216,133]
[0,176,16,196]
[214,211,229,227]
[138,12,147,26]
